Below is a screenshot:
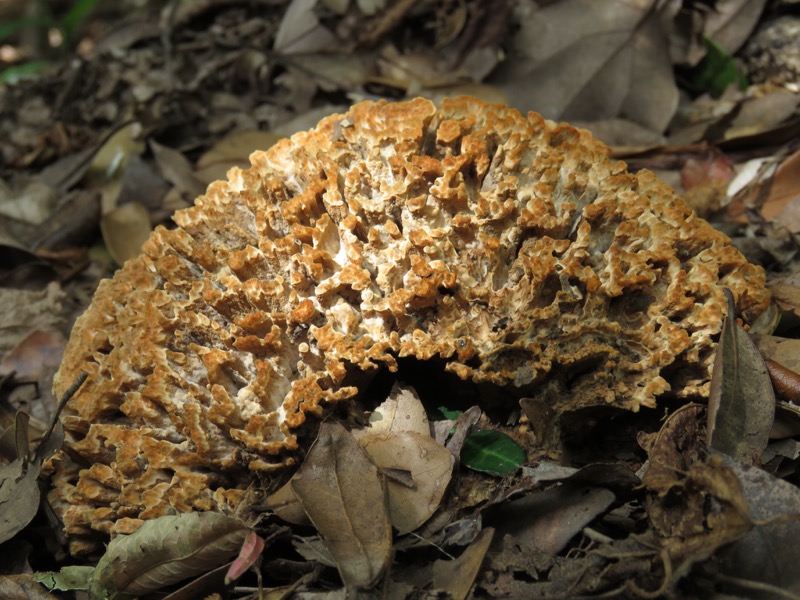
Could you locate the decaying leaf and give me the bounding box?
[492,0,678,133]
[432,527,494,600]
[100,201,151,265]
[715,453,800,595]
[0,394,66,545]
[89,512,250,599]
[353,383,431,439]
[0,574,60,600]
[264,479,312,527]
[148,140,207,201]
[291,422,392,592]
[766,266,800,319]
[0,413,41,545]
[33,566,95,592]
[707,289,775,464]
[359,430,454,534]
[274,0,338,54]
[642,405,754,591]
[703,0,767,54]
[194,130,284,185]
[441,406,482,456]
[491,482,615,556]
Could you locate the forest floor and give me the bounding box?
[2,1,800,598]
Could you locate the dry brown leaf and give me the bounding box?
[0,284,65,358]
[195,130,284,186]
[149,140,207,200]
[0,181,58,226]
[492,0,678,133]
[291,422,392,592]
[757,147,800,226]
[708,290,775,464]
[766,273,800,316]
[703,0,768,54]
[432,527,494,600]
[353,383,430,440]
[490,482,615,555]
[100,201,152,265]
[754,334,800,374]
[263,479,311,527]
[0,574,59,600]
[0,330,66,382]
[724,91,800,142]
[642,405,753,582]
[274,0,339,54]
[714,453,800,595]
[359,430,454,534]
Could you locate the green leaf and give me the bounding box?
[436,406,462,420]
[686,37,748,98]
[34,566,95,591]
[0,16,53,42]
[0,61,50,84]
[89,512,250,599]
[461,430,526,476]
[60,0,100,41]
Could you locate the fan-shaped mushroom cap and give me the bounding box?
[50,97,770,554]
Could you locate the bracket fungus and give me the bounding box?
[49,97,770,554]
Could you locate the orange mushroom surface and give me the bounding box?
[49,97,770,554]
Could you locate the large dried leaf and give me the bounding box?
[0,404,62,545]
[715,453,800,595]
[359,430,454,534]
[491,0,678,133]
[89,512,250,599]
[432,527,494,600]
[491,482,615,555]
[0,413,40,545]
[708,289,775,464]
[291,422,392,592]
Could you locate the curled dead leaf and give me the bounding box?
[359,430,454,534]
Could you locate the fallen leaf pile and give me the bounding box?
[2,1,800,599]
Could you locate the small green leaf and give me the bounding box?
[436,406,462,420]
[0,61,50,84]
[60,0,100,41]
[0,15,53,42]
[686,37,748,98]
[461,430,526,476]
[34,566,95,591]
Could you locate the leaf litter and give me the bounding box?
[3,0,800,598]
